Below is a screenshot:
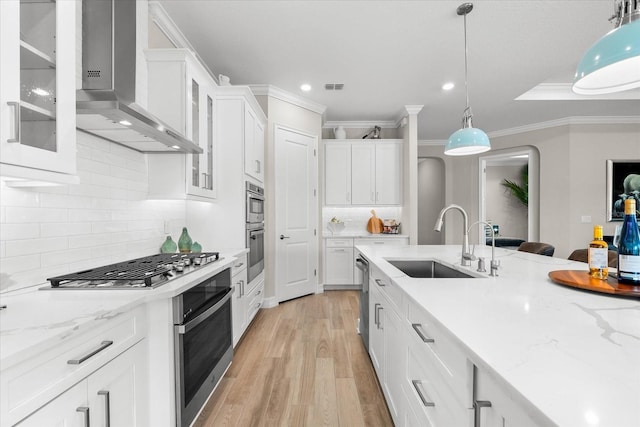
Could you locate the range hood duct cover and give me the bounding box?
[76,0,202,154]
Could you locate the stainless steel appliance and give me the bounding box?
[173,268,233,427]
[246,223,265,283]
[45,252,220,289]
[355,255,370,352]
[246,182,265,223]
[76,0,201,153]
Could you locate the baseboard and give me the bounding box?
[262,296,278,308]
[323,284,362,291]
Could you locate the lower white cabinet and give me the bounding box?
[17,340,147,427]
[231,254,264,347]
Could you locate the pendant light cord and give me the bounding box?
[464,10,470,111]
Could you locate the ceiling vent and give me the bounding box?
[324,83,345,91]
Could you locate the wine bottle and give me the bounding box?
[588,225,608,279]
[617,198,640,285]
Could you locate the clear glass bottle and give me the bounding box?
[588,225,608,279]
[617,199,640,285]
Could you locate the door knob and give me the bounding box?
[280,234,290,240]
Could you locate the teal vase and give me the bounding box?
[191,241,202,253]
[178,227,193,253]
[160,236,177,253]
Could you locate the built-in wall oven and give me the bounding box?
[173,268,233,427]
[246,181,265,283]
[246,181,264,223]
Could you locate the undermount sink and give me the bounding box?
[387,259,480,279]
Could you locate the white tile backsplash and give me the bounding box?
[0,132,187,292]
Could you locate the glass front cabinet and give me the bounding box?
[0,0,77,183]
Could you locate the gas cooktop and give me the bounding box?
[44,252,220,290]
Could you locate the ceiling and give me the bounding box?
[156,0,640,141]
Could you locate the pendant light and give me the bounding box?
[445,2,490,156]
[573,0,640,95]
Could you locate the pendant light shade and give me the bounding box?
[573,0,640,95]
[445,2,490,156]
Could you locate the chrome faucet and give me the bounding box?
[468,221,500,276]
[434,204,474,266]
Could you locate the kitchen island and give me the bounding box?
[356,244,640,427]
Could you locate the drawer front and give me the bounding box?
[247,279,264,322]
[404,343,471,427]
[354,237,409,246]
[406,299,469,406]
[371,263,403,311]
[326,238,353,248]
[3,305,146,424]
[231,254,248,276]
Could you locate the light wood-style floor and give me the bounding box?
[193,290,393,427]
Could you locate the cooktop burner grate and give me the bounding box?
[47,252,219,288]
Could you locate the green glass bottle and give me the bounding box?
[160,236,177,253]
[191,241,202,253]
[178,227,193,253]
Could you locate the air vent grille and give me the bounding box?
[324,83,344,90]
[87,70,101,78]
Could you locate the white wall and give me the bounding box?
[418,121,640,258]
[0,132,187,292]
[417,158,445,244]
[486,164,528,240]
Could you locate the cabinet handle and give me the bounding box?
[412,380,435,407]
[201,173,208,189]
[98,390,111,427]
[241,280,245,297]
[333,249,346,252]
[7,102,20,143]
[376,192,379,201]
[374,278,386,287]
[347,192,350,202]
[67,340,113,365]
[76,407,90,427]
[376,305,384,329]
[474,400,493,427]
[374,303,381,326]
[255,160,261,173]
[412,323,435,343]
[234,262,245,269]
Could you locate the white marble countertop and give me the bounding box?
[356,244,640,427]
[0,248,247,370]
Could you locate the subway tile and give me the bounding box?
[91,221,128,234]
[5,207,68,223]
[68,209,112,223]
[91,243,127,259]
[1,223,40,240]
[41,248,93,268]
[69,233,112,249]
[41,222,92,238]
[77,156,110,175]
[0,187,41,207]
[41,193,92,209]
[6,237,68,257]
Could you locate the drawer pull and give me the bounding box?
[98,390,111,427]
[412,323,435,343]
[67,340,113,365]
[412,380,435,407]
[474,400,492,427]
[375,304,384,329]
[234,262,244,268]
[76,406,90,427]
[7,102,20,143]
[374,278,386,287]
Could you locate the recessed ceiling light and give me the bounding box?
[300,84,311,92]
[442,82,455,91]
[119,120,132,126]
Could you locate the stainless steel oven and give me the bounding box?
[246,223,265,283]
[246,182,264,224]
[173,268,233,427]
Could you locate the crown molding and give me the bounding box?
[403,105,424,116]
[516,83,640,100]
[489,116,640,138]
[249,85,327,115]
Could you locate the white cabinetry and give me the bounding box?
[146,48,217,200]
[0,0,77,185]
[243,104,265,183]
[324,140,403,206]
[231,254,264,347]
[473,366,539,427]
[3,306,147,426]
[325,238,354,285]
[368,263,405,424]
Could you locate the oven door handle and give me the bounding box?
[177,288,232,335]
[250,229,265,239]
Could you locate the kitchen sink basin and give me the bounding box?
[387,259,480,279]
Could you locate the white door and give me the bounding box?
[275,126,318,302]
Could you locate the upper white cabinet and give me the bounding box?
[0,0,77,184]
[325,140,403,206]
[217,86,267,185]
[243,104,265,183]
[146,48,217,200]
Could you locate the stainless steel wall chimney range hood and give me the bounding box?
[76,0,202,154]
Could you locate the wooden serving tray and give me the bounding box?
[548,270,640,298]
